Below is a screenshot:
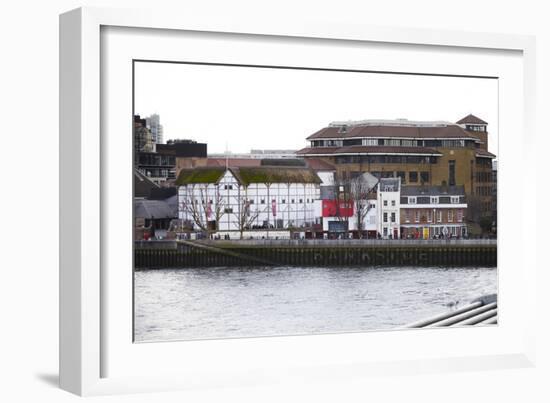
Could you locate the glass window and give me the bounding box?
[409,172,418,183]
[383,212,388,223]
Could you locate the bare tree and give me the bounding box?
[237,196,260,239]
[181,185,225,235]
[332,171,352,226]
[349,175,374,239]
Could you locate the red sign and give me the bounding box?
[322,200,354,217]
[271,199,277,217]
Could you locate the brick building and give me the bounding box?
[296,114,495,218]
[400,185,468,239]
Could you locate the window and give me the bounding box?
[291,199,295,204]
[363,138,378,146]
[415,211,420,223]
[409,172,418,183]
[224,207,233,213]
[249,199,254,204]
[437,211,442,222]
[383,200,388,206]
[261,199,265,204]
[383,227,388,236]
[451,196,460,204]
[448,210,453,222]
[299,199,303,204]
[420,171,430,183]
[383,212,388,223]
[391,212,396,223]
[430,197,438,204]
[391,200,396,207]
[457,210,463,222]
[408,197,417,204]
[224,184,233,190]
[448,160,456,186]
[405,211,410,223]
[282,199,286,204]
[428,210,432,222]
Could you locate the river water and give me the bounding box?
[134,266,497,342]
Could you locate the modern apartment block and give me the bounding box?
[297,114,495,217]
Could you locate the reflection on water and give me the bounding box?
[134,266,497,342]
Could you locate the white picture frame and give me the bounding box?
[60,6,537,396]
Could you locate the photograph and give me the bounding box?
[132,60,498,342]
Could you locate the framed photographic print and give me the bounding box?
[60,7,537,396]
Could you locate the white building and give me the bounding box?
[377,177,401,239]
[177,166,321,236]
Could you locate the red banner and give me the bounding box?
[271,199,276,217]
[322,200,354,217]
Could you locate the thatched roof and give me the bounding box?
[175,166,321,186]
[232,167,321,185]
[175,167,226,185]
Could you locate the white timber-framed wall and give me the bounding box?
[178,169,320,233]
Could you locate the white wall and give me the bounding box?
[2,1,548,403]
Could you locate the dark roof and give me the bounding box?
[206,158,262,167]
[134,199,176,219]
[260,158,306,167]
[305,158,336,171]
[296,146,442,156]
[149,187,177,200]
[134,169,160,198]
[296,146,340,155]
[401,185,465,197]
[306,124,479,141]
[456,114,488,125]
[475,149,496,158]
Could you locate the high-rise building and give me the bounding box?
[145,114,164,144]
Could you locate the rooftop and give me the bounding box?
[456,114,488,125]
[306,124,481,141]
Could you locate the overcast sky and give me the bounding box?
[134,62,498,156]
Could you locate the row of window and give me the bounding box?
[183,198,316,205]
[401,196,462,205]
[475,186,493,197]
[404,209,463,223]
[476,171,493,183]
[383,212,397,223]
[312,139,476,148]
[335,156,438,165]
